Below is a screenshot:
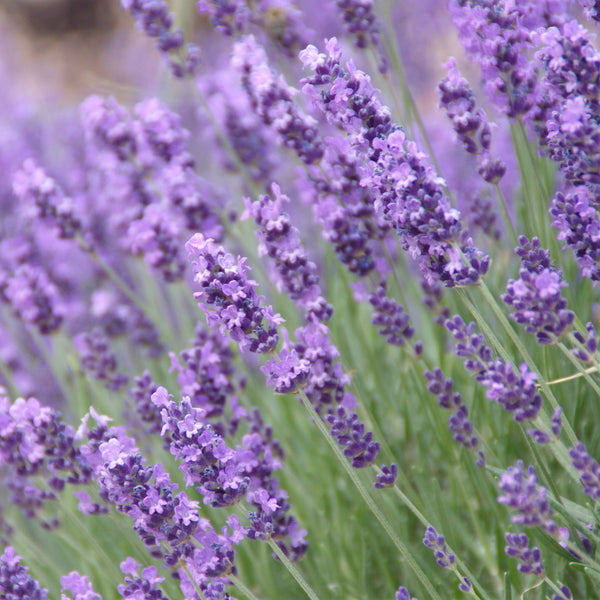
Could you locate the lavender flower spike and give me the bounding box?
[1,546,49,600]
[121,0,200,78]
[502,236,574,345]
[422,526,455,568]
[504,532,545,576]
[437,57,505,183]
[61,572,102,600]
[569,443,600,501]
[395,586,418,600]
[186,233,282,353]
[497,461,557,535]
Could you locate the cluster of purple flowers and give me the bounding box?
[78,409,243,589]
[81,95,223,283]
[242,183,333,323]
[446,316,543,423]
[497,461,558,534]
[1,546,49,600]
[199,0,309,56]
[186,233,281,353]
[121,0,201,78]
[437,57,506,184]
[232,35,324,165]
[423,367,484,466]
[504,532,545,577]
[502,237,574,344]
[300,39,489,287]
[0,390,102,527]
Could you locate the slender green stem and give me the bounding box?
[558,341,600,399]
[297,390,442,600]
[494,183,518,247]
[267,539,322,600]
[229,573,265,600]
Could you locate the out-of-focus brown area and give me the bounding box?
[0,0,161,103]
[2,0,118,35]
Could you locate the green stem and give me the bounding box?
[229,573,264,600]
[494,183,518,247]
[559,341,600,399]
[267,539,322,600]
[297,391,442,600]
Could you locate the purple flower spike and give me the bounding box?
[571,322,598,362]
[0,546,49,600]
[438,57,505,183]
[395,586,418,600]
[61,571,102,600]
[118,559,169,600]
[423,526,455,568]
[424,367,482,463]
[552,585,573,600]
[13,159,82,240]
[497,461,557,535]
[478,361,542,422]
[186,233,282,353]
[334,0,387,71]
[551,407,563,437]
[326,406,380,468]
[242,184,333,323]
[374,464,398,489]
[75,328,129,392]
[300,39,489,288]
[504,532,545,576]
[4,263,63,335]
[262,347,311,394]
[503,237,574,344]
[232,35,323,165]
[569,443,600,501]
[368,283,414,346]
[122,0,200,78]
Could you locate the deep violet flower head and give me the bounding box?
[502,237,574,344]
[186,233,282,353]
[550,186,600,285]
[497,461,557,535]
[0,546,49,600]
[334,0,387,71]
[423,368,484,466]
[504,532,545,576]
[374,463,398,489]
[552,585,573,600]
[0,390,96,523]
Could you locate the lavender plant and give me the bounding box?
[2,1,600,599]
